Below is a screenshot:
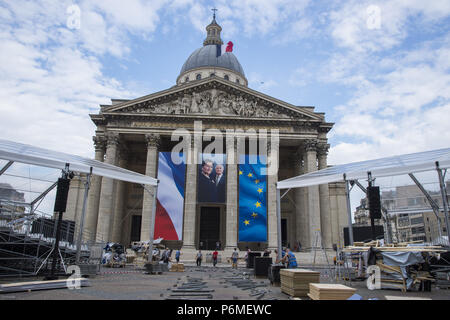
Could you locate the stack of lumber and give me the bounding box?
[169,263,185,272]
[308,283,356,300]
[280,269,320,297]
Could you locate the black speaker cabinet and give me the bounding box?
[246,252,261,268]
[368,186,381,219]
[54,178,70,213]
[254,257,272,277]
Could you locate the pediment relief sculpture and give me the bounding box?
[122,90,307,120]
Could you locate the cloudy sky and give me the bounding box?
[1,0,449,215]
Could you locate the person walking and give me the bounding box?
[212,249,218,267]
[231,248,239,269]
[175,249,181,263]
[196,250,203,267]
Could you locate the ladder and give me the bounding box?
[311,229,335,282]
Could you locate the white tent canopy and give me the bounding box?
[0,139,157,186]
[277,147,450,189]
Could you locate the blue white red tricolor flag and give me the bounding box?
[217,41,234,57]
[154,152,186,240]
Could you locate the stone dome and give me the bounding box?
[180,45,246,77]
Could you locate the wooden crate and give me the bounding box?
[169,263,185,272]
[280,269,321,297]
[308,283,356,300]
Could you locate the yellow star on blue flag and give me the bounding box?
[238,154,267,242]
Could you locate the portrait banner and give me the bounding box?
[197,153,227,203]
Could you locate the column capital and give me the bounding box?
[145,133,161,148]
[93,135,106,152]
[317,143,330,157]
[106,132,120,147]
[304,139,318,152]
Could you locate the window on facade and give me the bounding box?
[185,77,189,82]
[407,198,421,206]
[224,75,229,81]
[398,216,410,227]
[410,217,424,225]
[236,78,240,84]
[210,73,215,77]
[411,226,425,234]
[196,74,201,80]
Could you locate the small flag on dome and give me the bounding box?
[225,41,233,52]
[218,41,233,56]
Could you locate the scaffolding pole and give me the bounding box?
[143,181,159,262]
[0,161,13,176]
[436,162,450,243]
[344,174,354,245]
[276,186,282,262]
[75,168,92,264]
[409,173,442,238]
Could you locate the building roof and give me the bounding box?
[0,139,157,186]
[277,147,450,189]
[179,45,245,77]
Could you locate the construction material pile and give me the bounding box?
[308,283,356,300]
[166,277,213,300]
[280,269,320,297]
[342,240,448,292]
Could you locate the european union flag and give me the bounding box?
[238,155,267,242]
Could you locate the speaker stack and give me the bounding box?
[367,186,381,219]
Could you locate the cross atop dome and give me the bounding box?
[203,8,223,46]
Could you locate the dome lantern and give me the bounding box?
[203,9,223,46]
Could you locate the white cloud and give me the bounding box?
[328,0,450,53]
[327,36,450,165]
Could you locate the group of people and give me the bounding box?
[146,246,298,269]
[196,249,220,267]
[275,247,298,269]
[151,247,182,264]
[198,159,226,203]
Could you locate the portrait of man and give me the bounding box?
[214,164,226,203]
[197,154,227,203]
[198,159,216,202]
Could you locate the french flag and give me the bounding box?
[154,152,186,240]
[217,41,234,57]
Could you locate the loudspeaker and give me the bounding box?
[246,252,261,268]
[254,257,272,277]
[367,186,381,219]
[54,178,71,213]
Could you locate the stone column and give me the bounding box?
[293,150,309,250]
[267,139,279,250]
[84,136,106,242]
[111,147,128,243]
[182,136,199,249]
[318,143,332,250]
[140,134,160,241]
[96,133,119,242]
[225,135,238,250]
[305,139,321,250]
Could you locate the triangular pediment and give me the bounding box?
[100,78,323,121]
